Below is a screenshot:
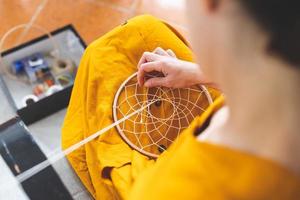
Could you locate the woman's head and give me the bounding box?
[186,0,300,86]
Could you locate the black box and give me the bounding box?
[0,117,72,199]
[0,25,86,125]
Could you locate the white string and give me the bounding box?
[15,0,49,45]
[15,100,156,183]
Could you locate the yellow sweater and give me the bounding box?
[62,15,300,199]
[128,97,300,200]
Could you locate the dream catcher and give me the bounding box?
[113,72,213,158]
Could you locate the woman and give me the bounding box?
[130,0,300,199]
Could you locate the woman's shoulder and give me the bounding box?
[129,126,300,200]
[128,96,300,200]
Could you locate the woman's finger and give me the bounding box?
[137,61,163,86]
[153,47,169,56]
[144,77,168,88]
[166,49,177,58]
[137,52,162,69]
[140,62,163,73]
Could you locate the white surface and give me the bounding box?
[0,156,29,200]
[28,109,67,154]
[0,83,16,124]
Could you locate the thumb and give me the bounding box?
[144,77,168,88]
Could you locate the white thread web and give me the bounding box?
[113,73,212,158]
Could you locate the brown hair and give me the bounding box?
[240,0,300,68]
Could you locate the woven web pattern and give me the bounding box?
[114,74,211,158]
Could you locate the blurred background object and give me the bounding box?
[0,0,188,50]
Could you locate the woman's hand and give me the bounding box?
[137,47,211,88]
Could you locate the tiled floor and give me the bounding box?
[0,1,187,199]
[0,0,188,50]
